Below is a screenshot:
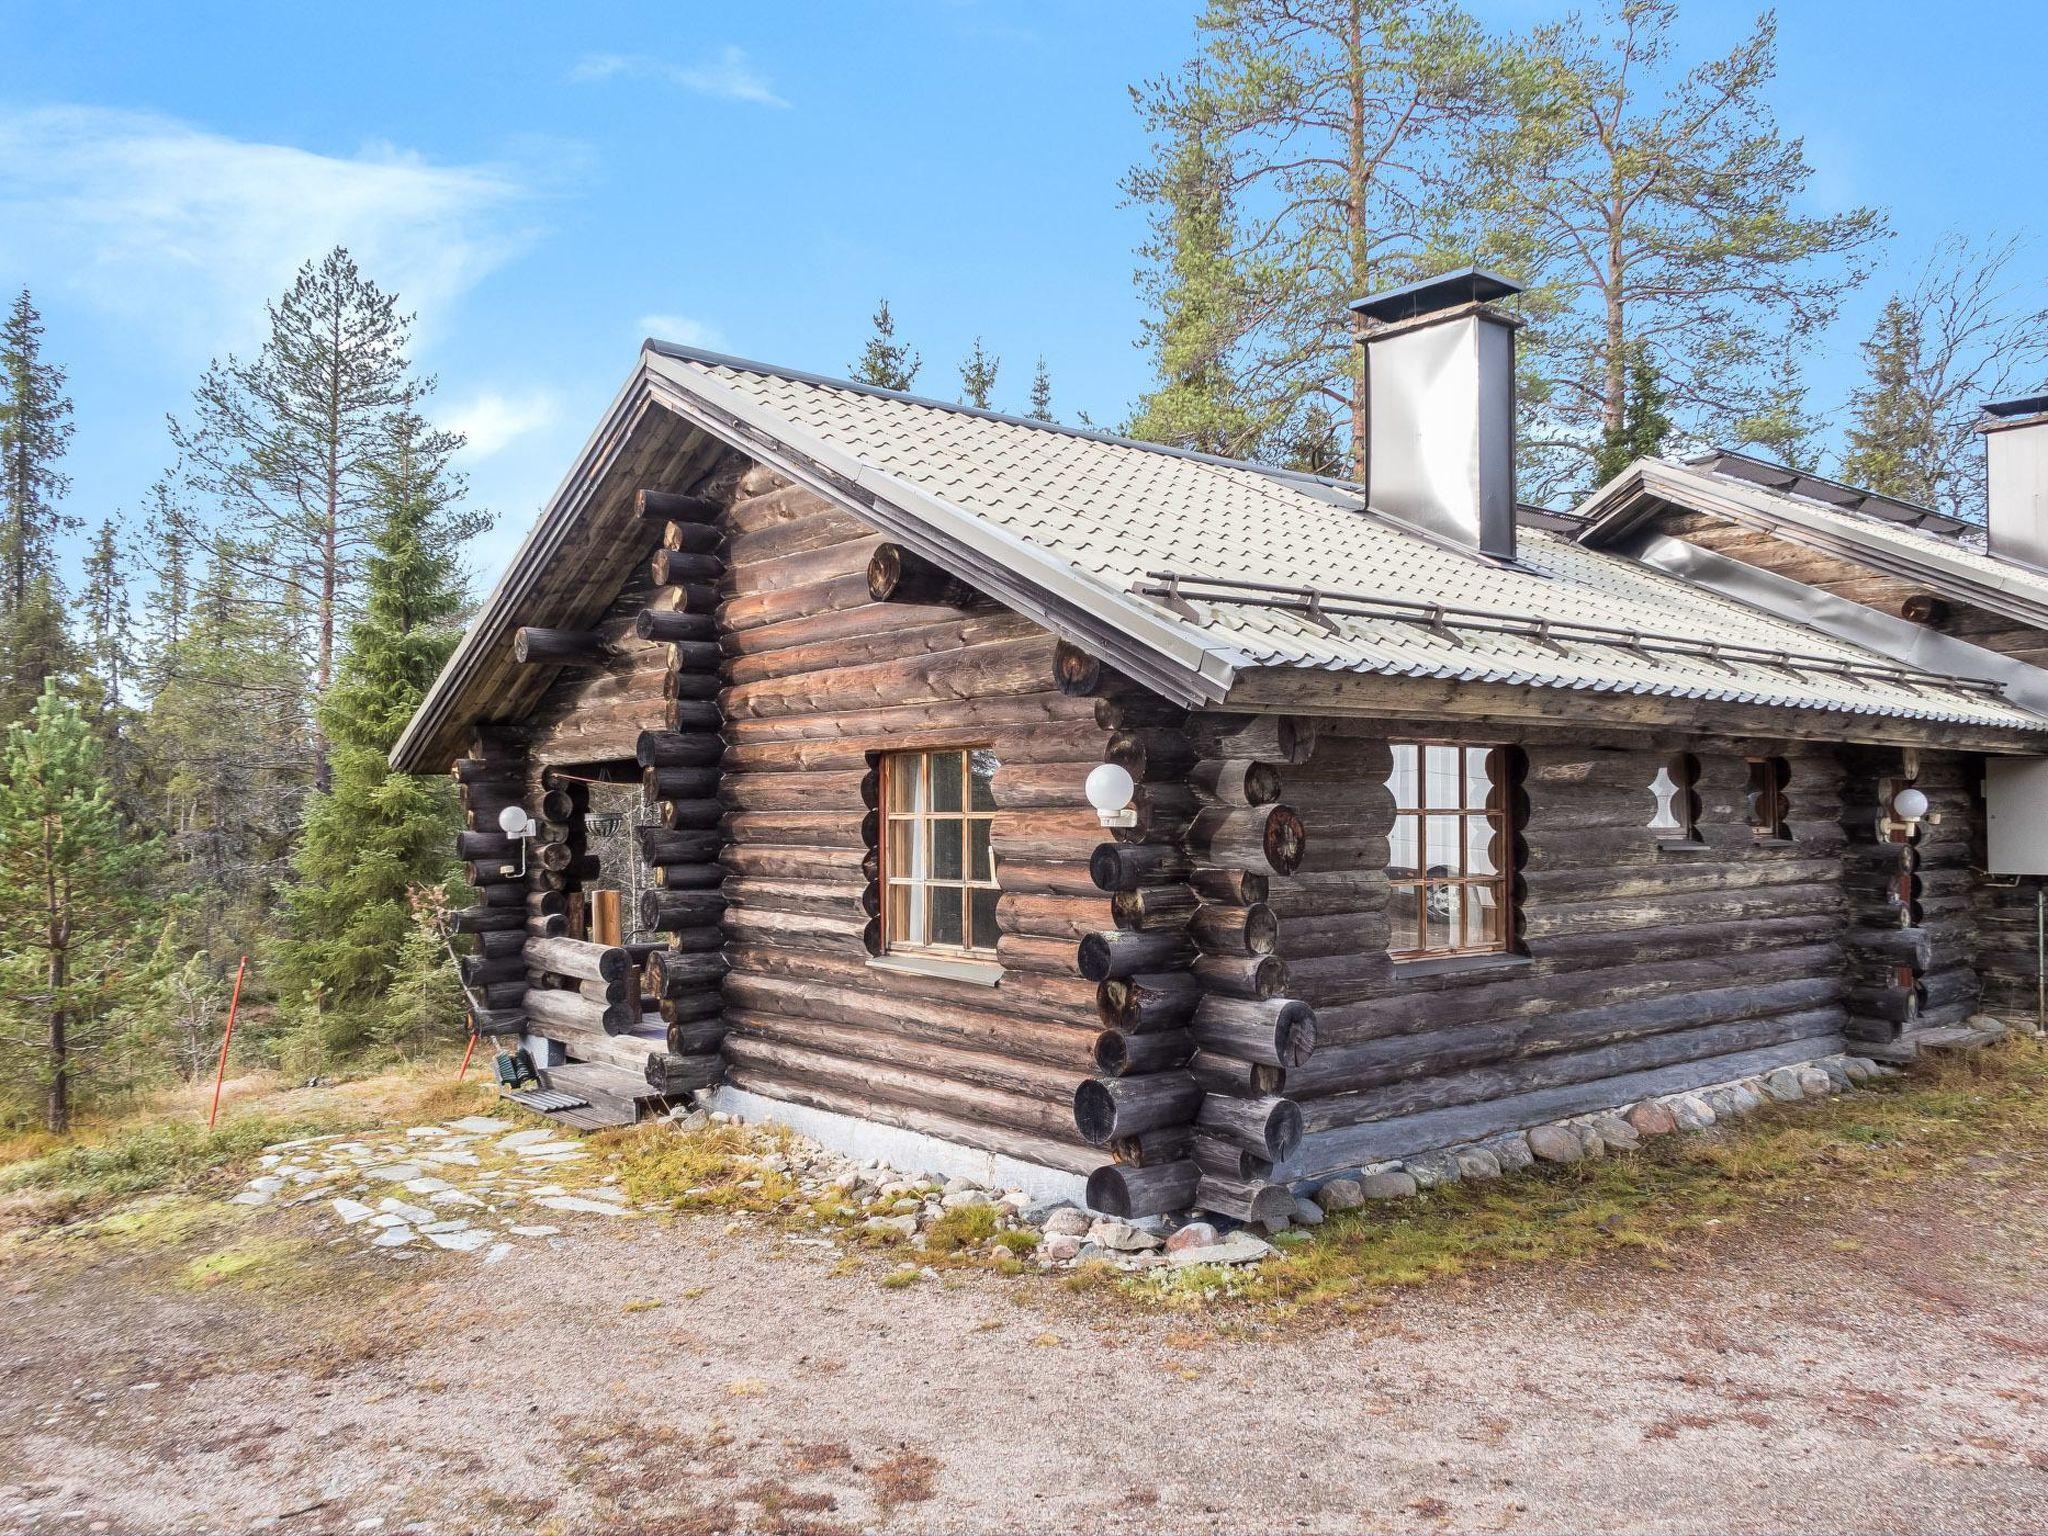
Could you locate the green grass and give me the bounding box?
[1133,1039,2048,1314]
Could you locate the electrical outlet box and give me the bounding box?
[1985,757,2048,876]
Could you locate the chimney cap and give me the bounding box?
[1350,266,1522,325]
[1982,394,2048,422]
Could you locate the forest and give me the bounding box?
[3,0,2045,1134]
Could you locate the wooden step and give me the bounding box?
[1858,1017,2007,1064]
[544,1059,665,1117]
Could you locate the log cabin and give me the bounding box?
[393,269,2048,1219]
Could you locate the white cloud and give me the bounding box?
[571,47,789,109]
[636,313,724,350]
[440,387,562,460]
[0,104,533,358]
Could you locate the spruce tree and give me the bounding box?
[1591,344,1674,483]
[1028,358,1055,422]
[272,411,474,1052]
[958,338,1001,408]
[0,683,155,1131]
[170,248,460,792]
[0,290,77,614]
[1840,300,1934,501]
[850,299,921,391]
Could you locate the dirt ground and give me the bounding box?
[4,1150,2046,1536]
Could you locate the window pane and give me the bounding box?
[969,749,1000,811]
[1425,746,1461,809]
[1388,886,1421,953]
[1464,885,1503,948]
[932,818,965,880]
[930,885,965,946]
[929,751,966,812]
[887,818,918,879]
[887,882,921,947]
[1466,816,1500,876]
[970,887,1000,952]
[887,756,920,813]
[1390,744,1419,810]
[968,818,992,882]
[1424,814,1462,877]
[1387,814,1419,879]
[1464,748,1497,811]
[1423,883,1457,950]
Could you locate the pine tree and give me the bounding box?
[958,338,1001,409]
[272,411,475,1052]
[1028,358,1055,422]
[1591,344,1674,483]
[0,289,78,615]
[850,299,921,392]
[0,683,156,1131]
[170,248,459,792]
[1841,299,1935,504]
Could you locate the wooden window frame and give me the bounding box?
[1746,755,1792,843]
[879,747,1001,964]
[1385,741,1514,961]
[1649,751,1706,848]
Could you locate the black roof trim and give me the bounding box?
[1349,266,1522,324]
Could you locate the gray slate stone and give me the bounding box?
[1764,1067,1806,1103]
[1526,1124,1582,1164]
[1291,1196,1325,1226]
[1316,1177,1365,1211]
[1357,1169,1418,1201]
[1484,1133,1535,1171]
[1403,1150,1462,1189]
[1041,1206,1091,1236]
[1452,1145,1502,1180]
[1164,1232,1273,1268]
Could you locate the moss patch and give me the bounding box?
[595,1120,800,1213]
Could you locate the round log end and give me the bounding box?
[1266,1098,1305,1161]
[1243,902,1279,956]
[1053,640,1104,697]
[1244,760,1283,806]
[1076,932,1115,984]
[636,890,660,930]
[866,543,905,603]
[1073,1079,1119,1144]
[1085,1164,1134,1218]
[862,916,883,957]
[1088,843,1129,893]
[1263,804,1306,876]
[1093,1030,1131,1075]
[1276,1000,1318,1067]
[1246,1181,1298,1225]
[511,630,535,664]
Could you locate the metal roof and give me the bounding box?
[1349,266,1522,325]
[392,348,2048,770]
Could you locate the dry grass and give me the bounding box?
[1137,1038,2048,1314]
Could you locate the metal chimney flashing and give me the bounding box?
[1350,266,1522,326]
[1978,397,2048,574]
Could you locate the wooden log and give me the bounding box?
[452,905,526,934]
[635,608,719,644]
[662,639,723,671]
[1191,759,1282,808]
[1094,695,1188,731]
[657,862,726,890]
[471,980,530,1009]
[527,913,568,938]
[1098,972,1202,1033]
[1111,884,1201,932]
[524,936,630,984]
[1191,996,1317,1067]
[1192,713,1318,765]
[1052,640,1135,697]
[538,786,578,823]
[646,1052,725,1095]
[1085,1160,1201,1219]
[1187,1049,1284,1095]
[867,542,976,606]
[1093,1028,1194,1077]
[656,770,722,806]
[642,802,721,836]
[1089,842,1192,892]
[523,984,634,1037]
[661,991,725,1026]
[1109,1125,1195,1167]
[1190,866,1268,906]
[466,1006,528,1037]
[1844,925,1934,968]
[1192,953,1288,1001]
[644,548,723,584]
[1196,1174,1296,1225]
[460,954,527,986]
[641,889,729,931]
[666,1017,726,1055]
[641,827,722,865]
[1077,929,1198,983]
[649,550,722,599]
[476,883,526,909]
[578,977,628,1006]
[453,758,524,787]
[1072,1072,1205,1144]
[1107,727,1197,782]
[663,699,723,733]
[1188,902,1278,957]
[638,730,723,770]
[513,627,611,665]
[455,829,516,861]
[646,763,722,800]
[646,948,730,997]
[1190,1134,1273,1182]
[1188,805,1305,876]
[636,488,722,524]
[473,929,527,957]
[1196,1093,1304,1160]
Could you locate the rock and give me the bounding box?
[1041,1206,1092,1237]
[1664,1095,1711,1131]
[1165,1221,1222,1252]
[1796,1067,1833,1098]
[1164,1232,1273,1268]
[1842,1056,1876,1084]
[1316,1177,1365,1211]
[1590,1115,1638,1152]
[941,1175,984,1196]
[363,1163,424,1182]
[1700,1088,1745,1122]
[1527,1124,1582,1164]
[1625,1101,1677,1136]
[831,1170,861,1193]
[376,1197,437,1225]
[497,1129,554,1149]
[1572,1124,1606,1160]
[1291,1195,1325,1226]
[941,1188,992,1211]
[1484,1133,1534,1171]
[1819,1059,1854,1091]
[1041,1233,1083,1261]
[1763,1067,1805,1103]
[368,1227,415,1248]
[861,1214,918,1239]
[447,1116,504,1134]
[1087,1220,1163,1252]
[1452,1145,1502,1180]
[536,1195,632,1216]
[330,1198,375,1225]
[1357,1169,1418,1200]
[1403,1150,1462,1189]
[426,1228,493,1253]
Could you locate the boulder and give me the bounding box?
[1763,1067,1805,1103]
[1316,1177,1365,1212]
[1164,1232,1273,1268]
[1452,1144,1502,1180]
[1403,1150,1462,1189]
[1842,1056,1876,1084]
[1527,1124,1582,1164]
[1041,1233,1083,1262]
[1357,1169,1418,1201]
[1484,1133,1535,1171]
[1796,1067,1833,1098]
[1589,1115,1638,1152]
[1087,1219,1163,1252]
[1041,1206,1091,1236]
[1165,1221,1222,1252]
[1624,1101,1676,1137]
[1291,1195,1325,1226]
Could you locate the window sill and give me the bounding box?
[866,953,1003,988]
[1390,951,1533,981]
[1752,837,1797,849]
[1656,839,1714,854]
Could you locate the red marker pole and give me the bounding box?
[207,956,249,1131]
[456,1031,480,1081]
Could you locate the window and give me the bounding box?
[1386,743,1512,958]
[881,748,1000,958]
[1746,756,1791,841]
[1647,753,1702,843]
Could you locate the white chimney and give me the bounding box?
[1979,395,2048,571]
[1351,268,1522,562]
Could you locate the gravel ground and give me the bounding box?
[4,1155,2046,1535]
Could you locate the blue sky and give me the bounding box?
[3,0,2047,595]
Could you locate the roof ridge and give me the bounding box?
[640,337,1368,501]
